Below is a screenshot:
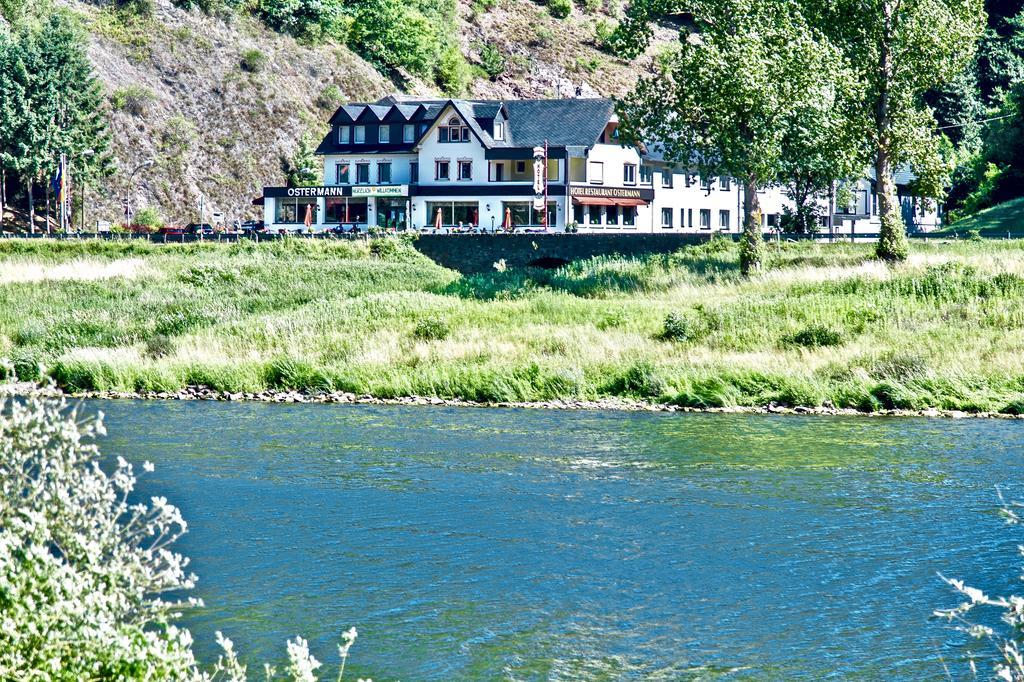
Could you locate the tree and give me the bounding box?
[777,96,870,236]
[617,0,859,275]
[0,375,367,680]
[808,0,986,261]
[0,28,28,227]
[0,11,113,233]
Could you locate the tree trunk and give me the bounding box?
[0,168,5,228]
[27,181,35,235]
[45,178,51,235]
[874,0,909,262]
[740,176,763,276]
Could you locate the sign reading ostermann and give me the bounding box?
[268,185,409,198]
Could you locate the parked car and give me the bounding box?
[185,223,215,235]
[157,225,188,236]
[241,220,264,232]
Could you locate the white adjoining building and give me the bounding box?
[261,95,942,236]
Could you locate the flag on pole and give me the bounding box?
[51,155,70,231]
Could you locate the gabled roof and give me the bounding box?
[499,99,614,149]
[317,95,617,156]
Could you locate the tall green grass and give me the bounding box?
[4,237,1024,413]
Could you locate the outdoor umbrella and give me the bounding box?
[303,204,313,231]
[503,207,512,232]
[435,207,443,231]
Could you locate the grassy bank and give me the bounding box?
[4,236,1024,413]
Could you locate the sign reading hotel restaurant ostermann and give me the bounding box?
[570,186,654,201]
[262,185,409,199]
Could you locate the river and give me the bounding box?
[94,400,1021,680]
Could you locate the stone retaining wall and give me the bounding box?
[412,233,711,273]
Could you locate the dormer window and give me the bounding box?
[378,126,390,144]
[338,126,350,144]
[404,124,415,143]
[354,126,366,144]
[439,116,470,143]
[494,120,505,141]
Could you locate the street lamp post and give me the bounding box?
[124,159,154,227]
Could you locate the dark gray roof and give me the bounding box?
[865,165,918,187]
[319,96,615,155]
[500,99,613,148]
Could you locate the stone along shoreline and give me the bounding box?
[5,383,1020,419]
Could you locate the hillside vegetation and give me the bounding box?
[5,238,1024,414]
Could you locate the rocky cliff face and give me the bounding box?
[64,0,670,225]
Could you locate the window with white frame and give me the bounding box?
[700,209,711,229]
[335,162,350,184]
[338,126,350,144]
[354,126,366,144]
[589,161,604,184]
[661,207,673,228]
[435,160,450,180]
[494,120,505,141]
[680,208,686,228]
[439,116,470,143]
[623,163,637,184]
[662,171,674,188]
[403,124,415,143]
[378,162,391,184]
[457,160,472,180]
[378,126,390,144]
[355,163,370,184]
[640,166,654,184]
[719,210,730,229]
[720,177,731,191]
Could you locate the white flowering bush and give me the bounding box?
[936,492,1024,681]
[0,374,369,681]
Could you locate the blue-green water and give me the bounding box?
[95,400,1022,680]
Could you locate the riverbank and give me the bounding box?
[4,381,1022,420]
[6,237,1024,415]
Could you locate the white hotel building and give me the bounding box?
[261,95,942,236]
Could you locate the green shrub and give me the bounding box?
[966,228,983,242]
[144,333,175,359]
[477,42,506,80]
[594,19,615,47]
[581,0,600,13]
[256,0,350,42]
[868,351,928,381]
[264,356,328,390]
[613,361,666,399]
[347,0,441,77]
[133,206,165,229]
[110,85,156,117]
[437,45,472,95]
[412,317,451,341]
[548,0,571,18]
[8,349,42,382]
[661,311,703,342]
[596,310,626,330]
[532,25,555,46]
[318,84,345,109]
[1003,396,1024,415]
[240,48,268,73]
[783,324,843,348]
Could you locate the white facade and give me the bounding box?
[261,96,942,237]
